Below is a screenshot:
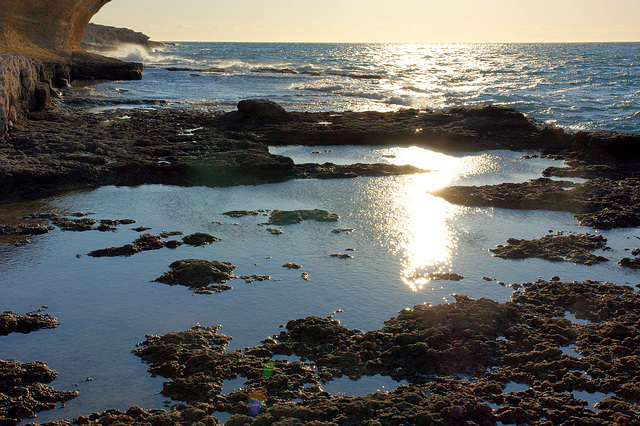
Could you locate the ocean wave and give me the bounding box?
[100,44,186,65]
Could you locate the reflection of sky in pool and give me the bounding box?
[1,145,638,423]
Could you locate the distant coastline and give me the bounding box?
[81,23,165,52]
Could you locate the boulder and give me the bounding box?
[237,99,288,122]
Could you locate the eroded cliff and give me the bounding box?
[0,0,143,138]
[0,0,111,58]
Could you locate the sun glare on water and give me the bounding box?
[366,146,498,291]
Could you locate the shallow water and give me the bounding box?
[2,145,640,423]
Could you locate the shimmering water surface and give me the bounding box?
[80,42,640,132]
[3,146,640,423]
[3,42,640,423]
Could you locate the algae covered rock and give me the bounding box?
[182,232,221,246]
[267,209,339,225]
[153,259,236,293]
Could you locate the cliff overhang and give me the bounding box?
[0,0,143,137]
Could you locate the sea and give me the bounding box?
[2,42,640,423]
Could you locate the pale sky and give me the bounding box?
[93,0,640,43]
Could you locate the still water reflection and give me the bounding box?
[1,145,635,423]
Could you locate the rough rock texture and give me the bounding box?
[0,0,113,58]
[182,232,220,246]
[42,405,220,425]
[81,23,164,51]
[153,259,236,294]
[87,233,182,257]
[114,280,640,425]
[0,359,78,425]
[0,108,424,203]
[0,311,58,336]
[490,232,610,265]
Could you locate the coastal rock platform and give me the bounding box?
[28,280,639,426]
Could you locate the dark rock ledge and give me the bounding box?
[3,98,637,207]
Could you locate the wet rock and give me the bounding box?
[282,262,301,269]
[65,404,220,425]
[114,278,640,424]
[159,230,185,238]
[51,216,97,231]
[267,228,283,235]
[432,177,640,230]
[237,99,288,122]
[0,311,58,336]
[87,244,140,257]
[430,178,579,213]
[332,228,354,233]
[268,209,339,225]
[223,210,261,217]
[490,232,609,265]
[132,226,152,232]
[182,232,220,246]
[0,223,54,235]
[619,256,640,270]
[0,359,78,425]
[239,275,271,283]
[153,259,236,293]
[96,218,136,232]
[301,272,310,281]
[422,272,464,281]
[330,253,354,259]
[87,233,182,257]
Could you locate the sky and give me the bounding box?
[93,0,640,43]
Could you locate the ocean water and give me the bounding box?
[77,42,640,133]
[3,43,640,423]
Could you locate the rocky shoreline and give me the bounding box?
[1,99,640,424]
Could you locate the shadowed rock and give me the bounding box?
[182,232,220,246]
[153,259,236,294]
[0,359,77,425]
[87,233,182,257]
[0,311,58,336]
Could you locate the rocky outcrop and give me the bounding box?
[0,0,109,58]
[81,23,164,51]
[0,0,143,139]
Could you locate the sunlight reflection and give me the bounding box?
[366,147,499,291]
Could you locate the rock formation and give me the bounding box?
[0,0,143,138]
[81,23,164,51]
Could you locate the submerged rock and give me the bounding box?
[153,259,236,293]
[490,232,609,265]
[267,209,339,225]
